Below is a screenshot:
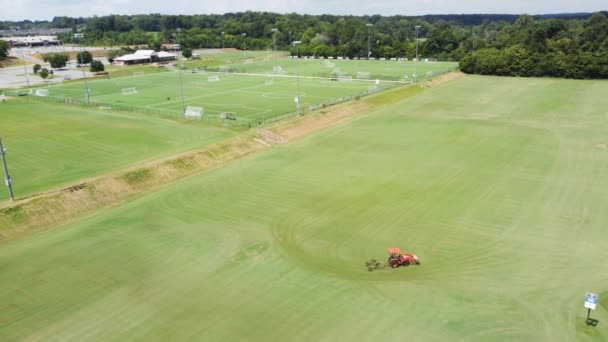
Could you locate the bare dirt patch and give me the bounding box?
[597,143,608,150]
[421,71,465,88]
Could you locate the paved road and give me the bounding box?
[2,46,108,89]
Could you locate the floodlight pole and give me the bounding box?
[472,32,476,53]
[221,31,225,49]
[176,28,186,116]
[74,33,90,105]
[241,33,247,58]
[20,48,30,88]
[367,23,373,60]
[415,25,421,83]
[271,28,278,74]
[0,136,14,201]
[293,41,301,115]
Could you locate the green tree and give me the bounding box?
[39,68,49,79]
[76,50,93,65]
[182,48,193,59]
[33,64,41,74]
[90,60,104,72]
[0,40,9,59]
[42,53,69,69]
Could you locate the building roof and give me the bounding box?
[115,53,150,62]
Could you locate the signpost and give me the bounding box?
[584,292,599,326]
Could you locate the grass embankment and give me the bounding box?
[2,74,608,340]
[0,73,438,240]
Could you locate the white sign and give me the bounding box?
[294,97,299,103]
[585,292,599,310]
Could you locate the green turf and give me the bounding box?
[29,58,456,123]
[2,75,608,340]
[0,101,235,201]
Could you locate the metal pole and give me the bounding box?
[415,25,421,83]
[20,48,30,88]
[472,32,476,53]
[75,33,90,104]
[221,32,225,49]
[293,41,301,115]
[242,33,247,58]
[177,28,186,116]
[367,23,373,59]
[0,136,14,201]
[271,28,278,74]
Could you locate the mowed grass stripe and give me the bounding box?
[2,76,608,340]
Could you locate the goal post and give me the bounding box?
[184,106,203,120]
[356,72,371,79]
[121,87,137,95]
[35,89,49,96]
[208,75,220,82]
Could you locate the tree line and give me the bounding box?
[2,11,607,79]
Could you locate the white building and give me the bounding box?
[114,50,177,65]
[0,35,62,47]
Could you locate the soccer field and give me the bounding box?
[0,101,235,201]
[27,58,456,124]
[2,75,608,340]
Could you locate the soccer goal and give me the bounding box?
[357,72,371,79]
[244,59,254,64]
[133,71,145,77]
[184,106,203,120]
[122,87,137,95]
[264,79,274,86]
[208,76,220,82]
[273,66,283,72]
[220,112,237,120]
[35,89,49,96]
[338,76,353,82]
[219,66,231,73]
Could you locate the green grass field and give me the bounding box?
[0,101,235,201]
[2,75,608,340]
[28,58,456,123]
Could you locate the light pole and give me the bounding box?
[176,28,186,116]
[20,48,30,88]
[0,135,14,201]
[366,23,373,59]
[271,28,278,74]
[472,32,476,53]
[414,25,421,83]
[241,32,247,57]
[293,41,301,115]
[74,33,90,104]
[221,31,225,49]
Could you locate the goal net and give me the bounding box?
[208,76,220,82]
[273,66,283,72]
[356,72,371,79]
[122,87,137,95]
[219,66,231,73]
[244,59,254,64]
[133,71,145,77]
[324,61,335,68]
[264,79,274,86]
[184,106,203,120]
[338,76,353,82]
[35,89,49,96]
[220,112,237,120]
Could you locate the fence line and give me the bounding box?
[7,67,457,129]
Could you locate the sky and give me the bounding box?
[1,0,607,21]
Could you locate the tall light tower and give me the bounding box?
[176,28,186,116]
[74,33,90,104]
[20,48,30,88]
[414,25,421,83]
[0,135,14,201]
[472,32,477,53]
[271,28,278,74]
[221,31,225,49]
[241,32,247,57]
[293,41,301,115]
[366,23,373,59]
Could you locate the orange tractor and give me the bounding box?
[387,248,420,268]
